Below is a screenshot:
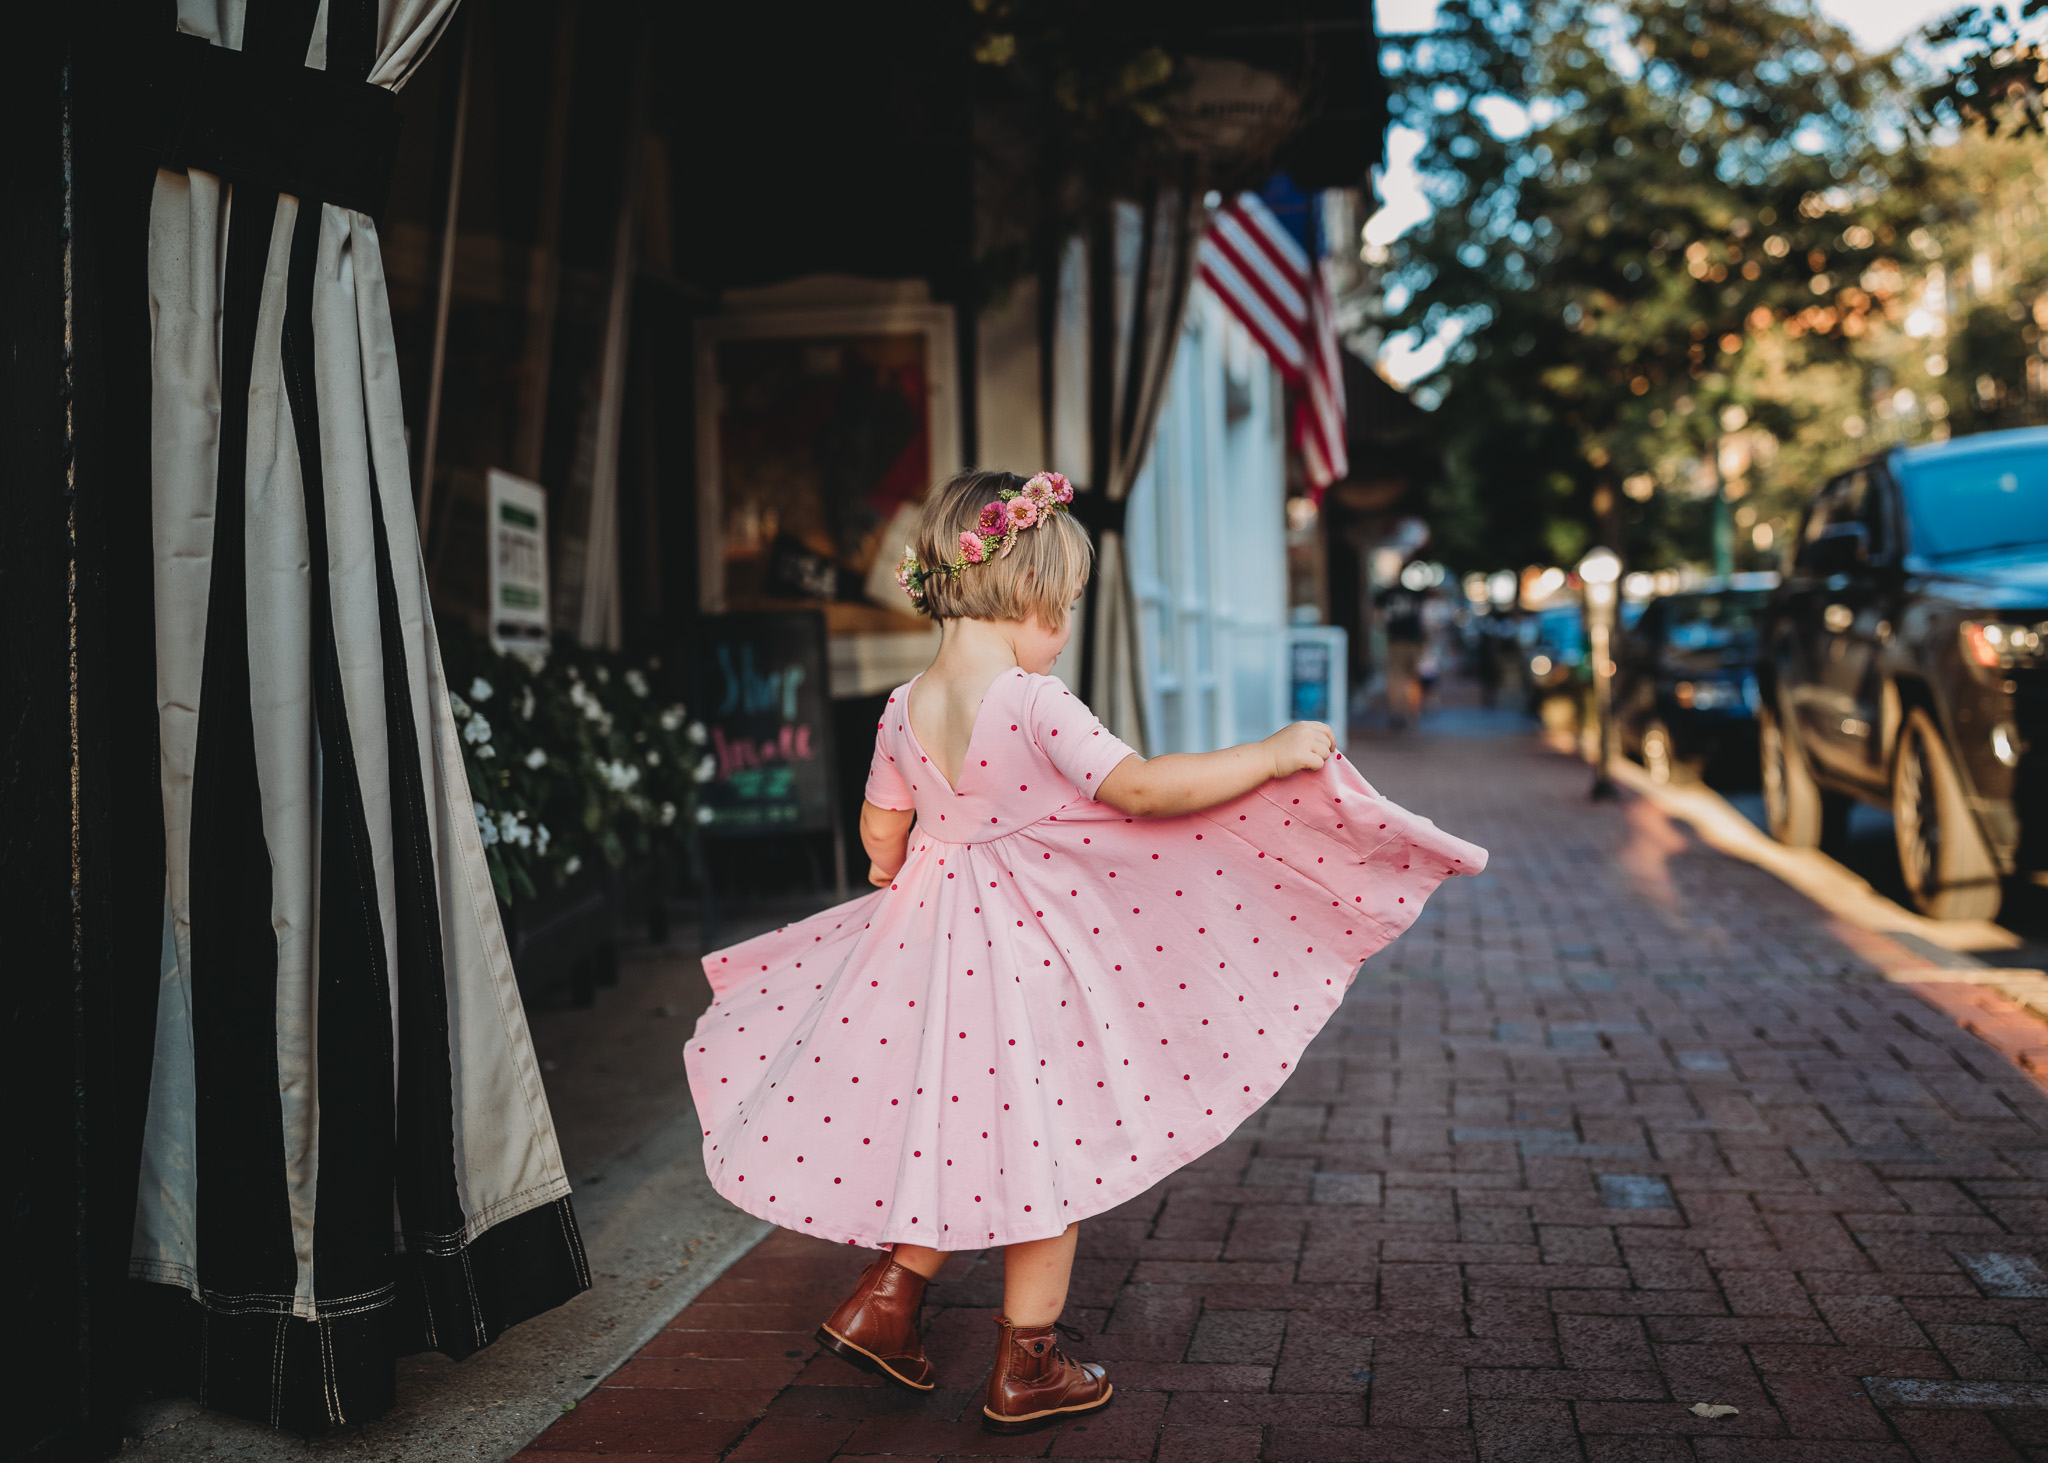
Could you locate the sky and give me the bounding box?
[1367,0,1967,385]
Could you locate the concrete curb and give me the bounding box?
[1602,754,2038,976]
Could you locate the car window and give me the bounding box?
[1858,468,1892,558]
[1841,469,1885,558]
[1665,590,1769,650]
[1895,444,2048,558]
[1797,477,1847,568]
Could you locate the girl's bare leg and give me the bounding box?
[1000,1223,1079,1327]
[891,1243,946,1280]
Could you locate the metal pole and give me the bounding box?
[1588,600,1617,800]
[1579,548,1621,800]
[577,36,650,650]
[512,3,577,484]
[415,13,472,541]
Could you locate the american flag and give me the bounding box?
[1196,191,1350,492]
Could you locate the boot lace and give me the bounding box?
[1022,1320,1089,1369]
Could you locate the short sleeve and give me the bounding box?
[862,699,915,811]
[1023,675,1137,799]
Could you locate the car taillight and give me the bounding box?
[1962,620,2044,671]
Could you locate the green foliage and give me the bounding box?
[1381,0,1929,570]
[435,630,710,908]
[1918,3,2048,138]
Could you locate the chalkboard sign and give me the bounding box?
[693,612,837,836]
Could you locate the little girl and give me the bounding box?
[685,469,1486,1434]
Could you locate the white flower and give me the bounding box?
[567,680,611,729]
[659,704,686,731]
[536,824,551,855]
[694,805,715,825]
[645,750,661,767]
[687,722,708,745]
[462,714,492,746]
[469,676,495,702]
[518,687,536,721]
[596,758,642,792]
[474,743,495,759]
[474,801,499,846]
[524,748,548,770]
[498,810,532,847]
[693,753,717,784]
[449,692,472,721]
[659,801,678,826]
[563,855,582,876]
[624,668,650,698]
[593,665,610,684]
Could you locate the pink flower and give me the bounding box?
[1021,473,1056,505]
[958,531,986,563]
[977,501,1007,533]
[1049,472,1074,504]
[1006,496,1040,530]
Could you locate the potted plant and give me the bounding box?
[437,629,712,1004]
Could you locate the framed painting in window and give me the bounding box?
[694,303,959,696]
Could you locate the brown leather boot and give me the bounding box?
[815,1255,936,1390]
[981,1316,1113,1433]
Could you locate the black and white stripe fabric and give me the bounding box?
[132,0,587,1432]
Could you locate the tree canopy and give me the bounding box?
[1378,0,1929,573]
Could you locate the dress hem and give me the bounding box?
[692,949,1374,1252]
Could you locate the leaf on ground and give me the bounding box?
[1690,1403,1740,1419]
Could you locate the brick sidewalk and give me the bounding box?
[514,732,2048,1461]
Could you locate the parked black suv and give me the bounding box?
[1617,583,1773,784]
[1758,427,2048,919]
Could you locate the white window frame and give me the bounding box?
[1126,288,1289,754]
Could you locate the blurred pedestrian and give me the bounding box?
[1475,616,1505,708]
[1376,576,1426,729]
[685,469,1487,1434]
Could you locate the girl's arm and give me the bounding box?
[1096,721,1336,818]
[860,801,917,886]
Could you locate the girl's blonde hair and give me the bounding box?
[910,469,1093,629]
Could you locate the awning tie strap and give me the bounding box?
[150,31,401,219]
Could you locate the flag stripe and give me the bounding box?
[1198,245,1306,375]
[1232,192,1312,276]
[1200,234,1309,362]
[1198,191,1349,490]
[1206,212,1307,322]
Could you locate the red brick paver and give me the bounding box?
[517,731,2048,1460]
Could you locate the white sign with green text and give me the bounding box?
[487,469,550,658]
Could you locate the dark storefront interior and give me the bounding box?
[5,2,1383,1454]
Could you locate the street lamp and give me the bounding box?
[1578,546,1623,800]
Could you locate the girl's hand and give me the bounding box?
[1263,721,1336,778]
[1098,722,1339,818]
[868,861,897,888]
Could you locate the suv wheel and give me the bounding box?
[1892,708,2002,921]
[1761,701,1830,847]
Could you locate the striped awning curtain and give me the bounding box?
[1075,187,1202,752]
[134,0,587,1432]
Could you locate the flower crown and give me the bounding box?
[896,472,1075,610]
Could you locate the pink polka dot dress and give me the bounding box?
[684,669,1487,1251]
